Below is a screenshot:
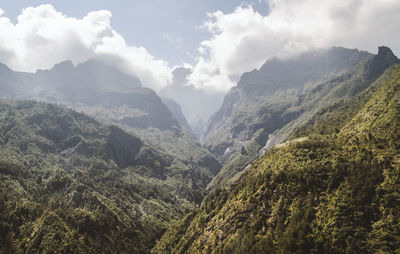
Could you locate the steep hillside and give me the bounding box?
[0,100,208,253]
[0,59,221,192]
[0,59,176,131]
[159,67,225,136]
[28,60,177,131]
[203,47,396,190]
[154,62,400,254]
[268,46,400,150]
[161,97,191,132]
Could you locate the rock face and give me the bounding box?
[159,67,225,135]
[161,97,191,131]
[202,47,398,189]
[203,47,373,160]
[0,59,177,131]
[33,60,178,131]
[366,46,400,79]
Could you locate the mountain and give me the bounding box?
[161,97,191,131]
[0,100,213,253]
[35,59,142,93]
[22,59,177,131]
[202,47,376,189]
[154,52,400,253]
[0,59,221,192]
[2,45,398,253]
[159,67,225,136]
[0,59,174,130]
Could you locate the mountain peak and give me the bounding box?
[377,46,395,56]
[376,46,399,63]
[52,60,74,71]
[366,46,399,79]
[236,47,372,94]
[171,67,191,87]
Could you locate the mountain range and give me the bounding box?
[0,58,222,190]
[1,45,400,253]
[201,47,395,190]
[155,46,400,253]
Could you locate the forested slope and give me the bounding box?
[154,64,400,253]
[203,47,374,190]
[0,100,206,253]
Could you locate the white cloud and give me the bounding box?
[0,5,172,90]
[189,0,400,92]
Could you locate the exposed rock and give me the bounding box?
[161,97,191,131]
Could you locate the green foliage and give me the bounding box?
[71,93,222,193]
[154,65,400,253]
[0,100,209,253]
[204,47,375,191]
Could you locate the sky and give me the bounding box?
[0,0,399,92]
[0,0,268,66]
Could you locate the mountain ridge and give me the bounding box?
[1,45,399,253]
[154,59,400,254]
[0,99,215,253]
[0,58,221,193]
[202,47,398,190]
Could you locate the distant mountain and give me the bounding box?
[15,59,177,131]
[0,100,209,253]
[0,58,221,192]
[161,97,191,131]
[190,118,207,140]
[159,67,225,136]
[202,47,376,189]
[3,44,399,253]
[154,50,400,253]
[35,59,142,93]
[0,59,174,129]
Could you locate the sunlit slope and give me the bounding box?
[154,64,400,253]
[205,47,398,191]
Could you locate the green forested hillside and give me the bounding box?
[0,59,221,194]
[0,100,208,253]
[1,47,399,253]
[154,64,400,253]
[204,47,398,191]
[203,47,374,190]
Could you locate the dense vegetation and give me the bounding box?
[154,64,400,253]
[0,100,213,253]
[1,46,399,253]
[0,57,221,198]
[203,46,400,191]
[202,47,374,190]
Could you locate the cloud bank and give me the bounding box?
[189,0,400,91]
[0,5,172,90]
[0,2,399,92]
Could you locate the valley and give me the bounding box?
[1,45,400,253]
